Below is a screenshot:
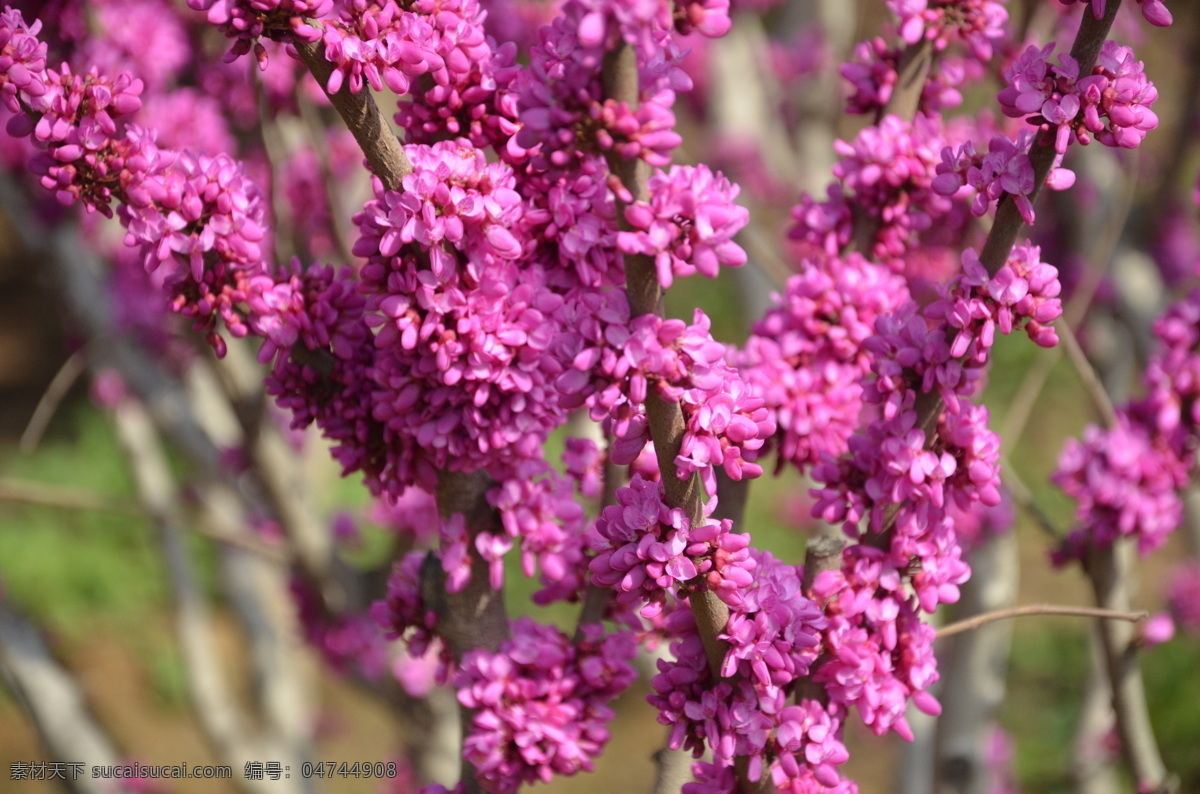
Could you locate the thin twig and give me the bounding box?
[291,33,505,794]
[19,349,85,453]
[0,476,289,560]
[1058,315,1120,429]
[999,463,1064,540]
[936,603,1147,639]
[0,477,144,516]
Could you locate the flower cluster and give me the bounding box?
[999,40,1158,153]
[354,139,569,488]
[318,0,441,95]
[1056,0,1172,27]
[373,550,443,661]
[616,164,749,289]
[808,245,1062,739]
[933,130,1076,224]
[812,546,943,739]
[887,0,1008,60]
[649,557,846,791]
[1054,290,1200,562]
[394,0,520,150]
[0,8,274,355]
[558,302,772,488]
[511,0,692,174]
[123,150,270,352]
[246,260,383,484]
[790,114,951,267]
[488,464,590,601]
[839,9,989,117]
[185,0,328,67]
[455,618,637,794]
[1052,417,1185,562]
[737,253,911,473]
[926,244,1063,367]
[587,474,755,617]
[1167,562,1200,636]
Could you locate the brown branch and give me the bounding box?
[0,602,125,794]
[935,603,1146,639]
[1083,543,1175,793]
[878,0,1126,542]
[293,37,412,191]
[425,470,511,794]
[881,39,935,122]
[601,42,730,683]
[112,399,302,794]
[977,1,1123,277]
[0,476,288,560]
[292,33,512,794]
[0,477,144,516]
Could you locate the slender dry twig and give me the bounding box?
[1083,543,1175,793]
[19,349,85,453]
[0,476,288,560]
[998,463,1064,540]
[0,477,143,516]
[935,603,1147,639]
[1057,315,1121,429]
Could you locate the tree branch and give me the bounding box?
[0,603,124,794]
[601,41,731,683]
[935,603,1146,639]
[293,37,413,189]
[1083,542,1175,793]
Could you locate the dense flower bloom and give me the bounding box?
[354,140,570,488]
[456,618,637,794]
[617,164,749,289]
[791,113,951,267]
[650,581,842,790]
[1053,416,1185,561]
[587,475,755,616]
[932,131,1076,224]
[186,0,328,67]
[887,0,1008,60]
[738,254,911,473]
[999,40,1158,153]
[1054,290,1200,563]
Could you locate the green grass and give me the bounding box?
[0,406,166,634]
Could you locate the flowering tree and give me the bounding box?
[0,0,1196,792]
